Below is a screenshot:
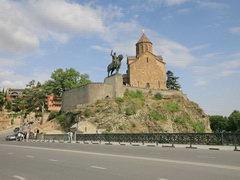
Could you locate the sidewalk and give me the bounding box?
[29,139,239,151]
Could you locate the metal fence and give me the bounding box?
[43,133,68,141]
[43,133,240,145]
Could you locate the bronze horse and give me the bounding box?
[107,54,123,77]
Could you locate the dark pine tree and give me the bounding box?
[166,70,181,90]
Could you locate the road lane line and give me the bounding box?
[13,175,26,180]
[199,156,216,159]
[91,166,106,170]
[159,178,168,180]
[1,143,240,171]
[48,159,59,162]
[26,155,34,158]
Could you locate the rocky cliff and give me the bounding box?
[68,90,211,133]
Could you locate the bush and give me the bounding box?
[47,111,59,121]
[83,109,93,117]
[124,89,144,99]
[192,121,205,133]
[118,124,127,130]
[106,127,113,132]
[174,117,186,124]
[115,97,124,103]
[149,110,161,120]
[165,102,180,112]
[154,93,162,100]
[57,112,77,131]
[125,107,135,116]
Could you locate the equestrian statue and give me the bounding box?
[107,50,123,77]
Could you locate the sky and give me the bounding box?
[0,0,240,116]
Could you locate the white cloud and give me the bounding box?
[0,0,109,54]
[197,1,228,9]
[230,27,240,35]
[220,70,238,77]
[91,45,111,53]
[220,59,240,69]
[190,44,209,51]
[191,53,240,86]
[0,80,26,89]
[176,8,192,14]
[162,15,173,20]
[150,0,190,6]
[0,58,23,67]
[155,38,197,67]
[194,79,208,87]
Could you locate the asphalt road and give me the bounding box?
[0,136,240,180]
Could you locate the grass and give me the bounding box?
[174,116,186,124]
[149,110,167,122]
[154,93,162,100]
[115,97,124,103]
[192,121,205,133]
[83,108,93,118]
[124,89,144,99]
[165,102,180,112]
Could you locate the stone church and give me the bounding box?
[123,33,167,89]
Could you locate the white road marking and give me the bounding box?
[48,159,59,162]
[1,144,239,171]
[13,175,26,180]
[159,178,168,180]
[91,166,106,170]
[199,156,216,159]
[26,155,34,158]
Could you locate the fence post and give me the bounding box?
[172,135,175,148]
[234,134,239,151]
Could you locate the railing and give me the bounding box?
[43,134,68,141]
[43,133,240,146]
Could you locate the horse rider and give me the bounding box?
[110,50,118,66]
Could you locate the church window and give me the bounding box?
[141,44,143,53]
[147,57,149,63]
[146,82,150,88]
[158,81,160,88]
[138,81,140,87]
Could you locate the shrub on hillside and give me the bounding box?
[115,97,124,103]
[154,93,162,100]
[57,112,77,131]
[165,102,180,112]
[83,108,93,117]
[124,89,144,99]
[192,121,205,133]
[47,111,60,121]
[149,110,167,122]
[174,116,186,124]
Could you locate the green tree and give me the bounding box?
[227,110,240,132]
[166,70,181,90]
[10,81,49,124]
[0,90,5,110]
[44,68,91,96]
[209,115,228,132]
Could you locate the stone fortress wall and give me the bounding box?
[62,74,187,111]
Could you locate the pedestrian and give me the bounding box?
[68,131,73,143]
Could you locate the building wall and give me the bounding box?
[129,52,166,89]
[62,82,113,111]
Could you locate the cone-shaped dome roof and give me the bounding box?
[137,33,152,44]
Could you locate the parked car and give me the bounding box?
[5,134,17,141]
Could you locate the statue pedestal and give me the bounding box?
[104,74,124,97]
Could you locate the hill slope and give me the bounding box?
[68,90,211,133]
